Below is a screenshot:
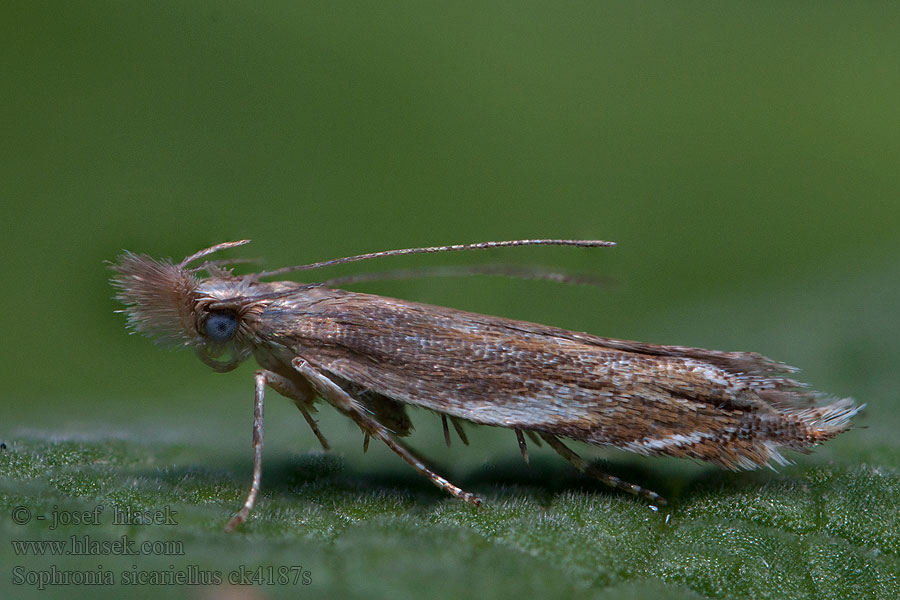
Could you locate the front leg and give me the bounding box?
[225,371,268,532]
[224,369,327,533]
[292,358,482,506]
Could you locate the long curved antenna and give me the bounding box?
[258,239,615,279]
[180,240,252,268]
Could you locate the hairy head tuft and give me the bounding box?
[110,252,200,345]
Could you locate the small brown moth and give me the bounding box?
[110,239,862,531]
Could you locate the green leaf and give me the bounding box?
[1,421,896,600]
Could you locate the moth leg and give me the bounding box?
[292,358,482,506]
[258,370,330,451]
[299,408,330,451]
[442,415,452,448]
[225,371,268,532]
[441,414,469,447]
[515,429,529,464]
[450,416,469,445]
[538,433,667,506]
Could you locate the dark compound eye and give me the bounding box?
[205,312,239,342]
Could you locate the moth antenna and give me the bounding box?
[526,431,543,447]
[322,264,617,289]
[179,240,252,268]
[442,415,452,448]
[192,257,262,272]
[258,239,615,278]
[515,429,529,464]
[363,433,371,453]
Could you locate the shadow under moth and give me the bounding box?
[110,239,862,531]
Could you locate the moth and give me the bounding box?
[110,239,862,531]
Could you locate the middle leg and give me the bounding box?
[292,358,482,506]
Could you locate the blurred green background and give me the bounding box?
[2,2,898,599]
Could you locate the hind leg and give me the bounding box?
[538,433,666,505]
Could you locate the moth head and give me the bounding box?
[110,240,254,372]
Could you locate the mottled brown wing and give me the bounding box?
[269,288,857,469]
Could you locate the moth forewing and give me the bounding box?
[110,239,863,531]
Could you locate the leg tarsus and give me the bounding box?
[538,433,666,506]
